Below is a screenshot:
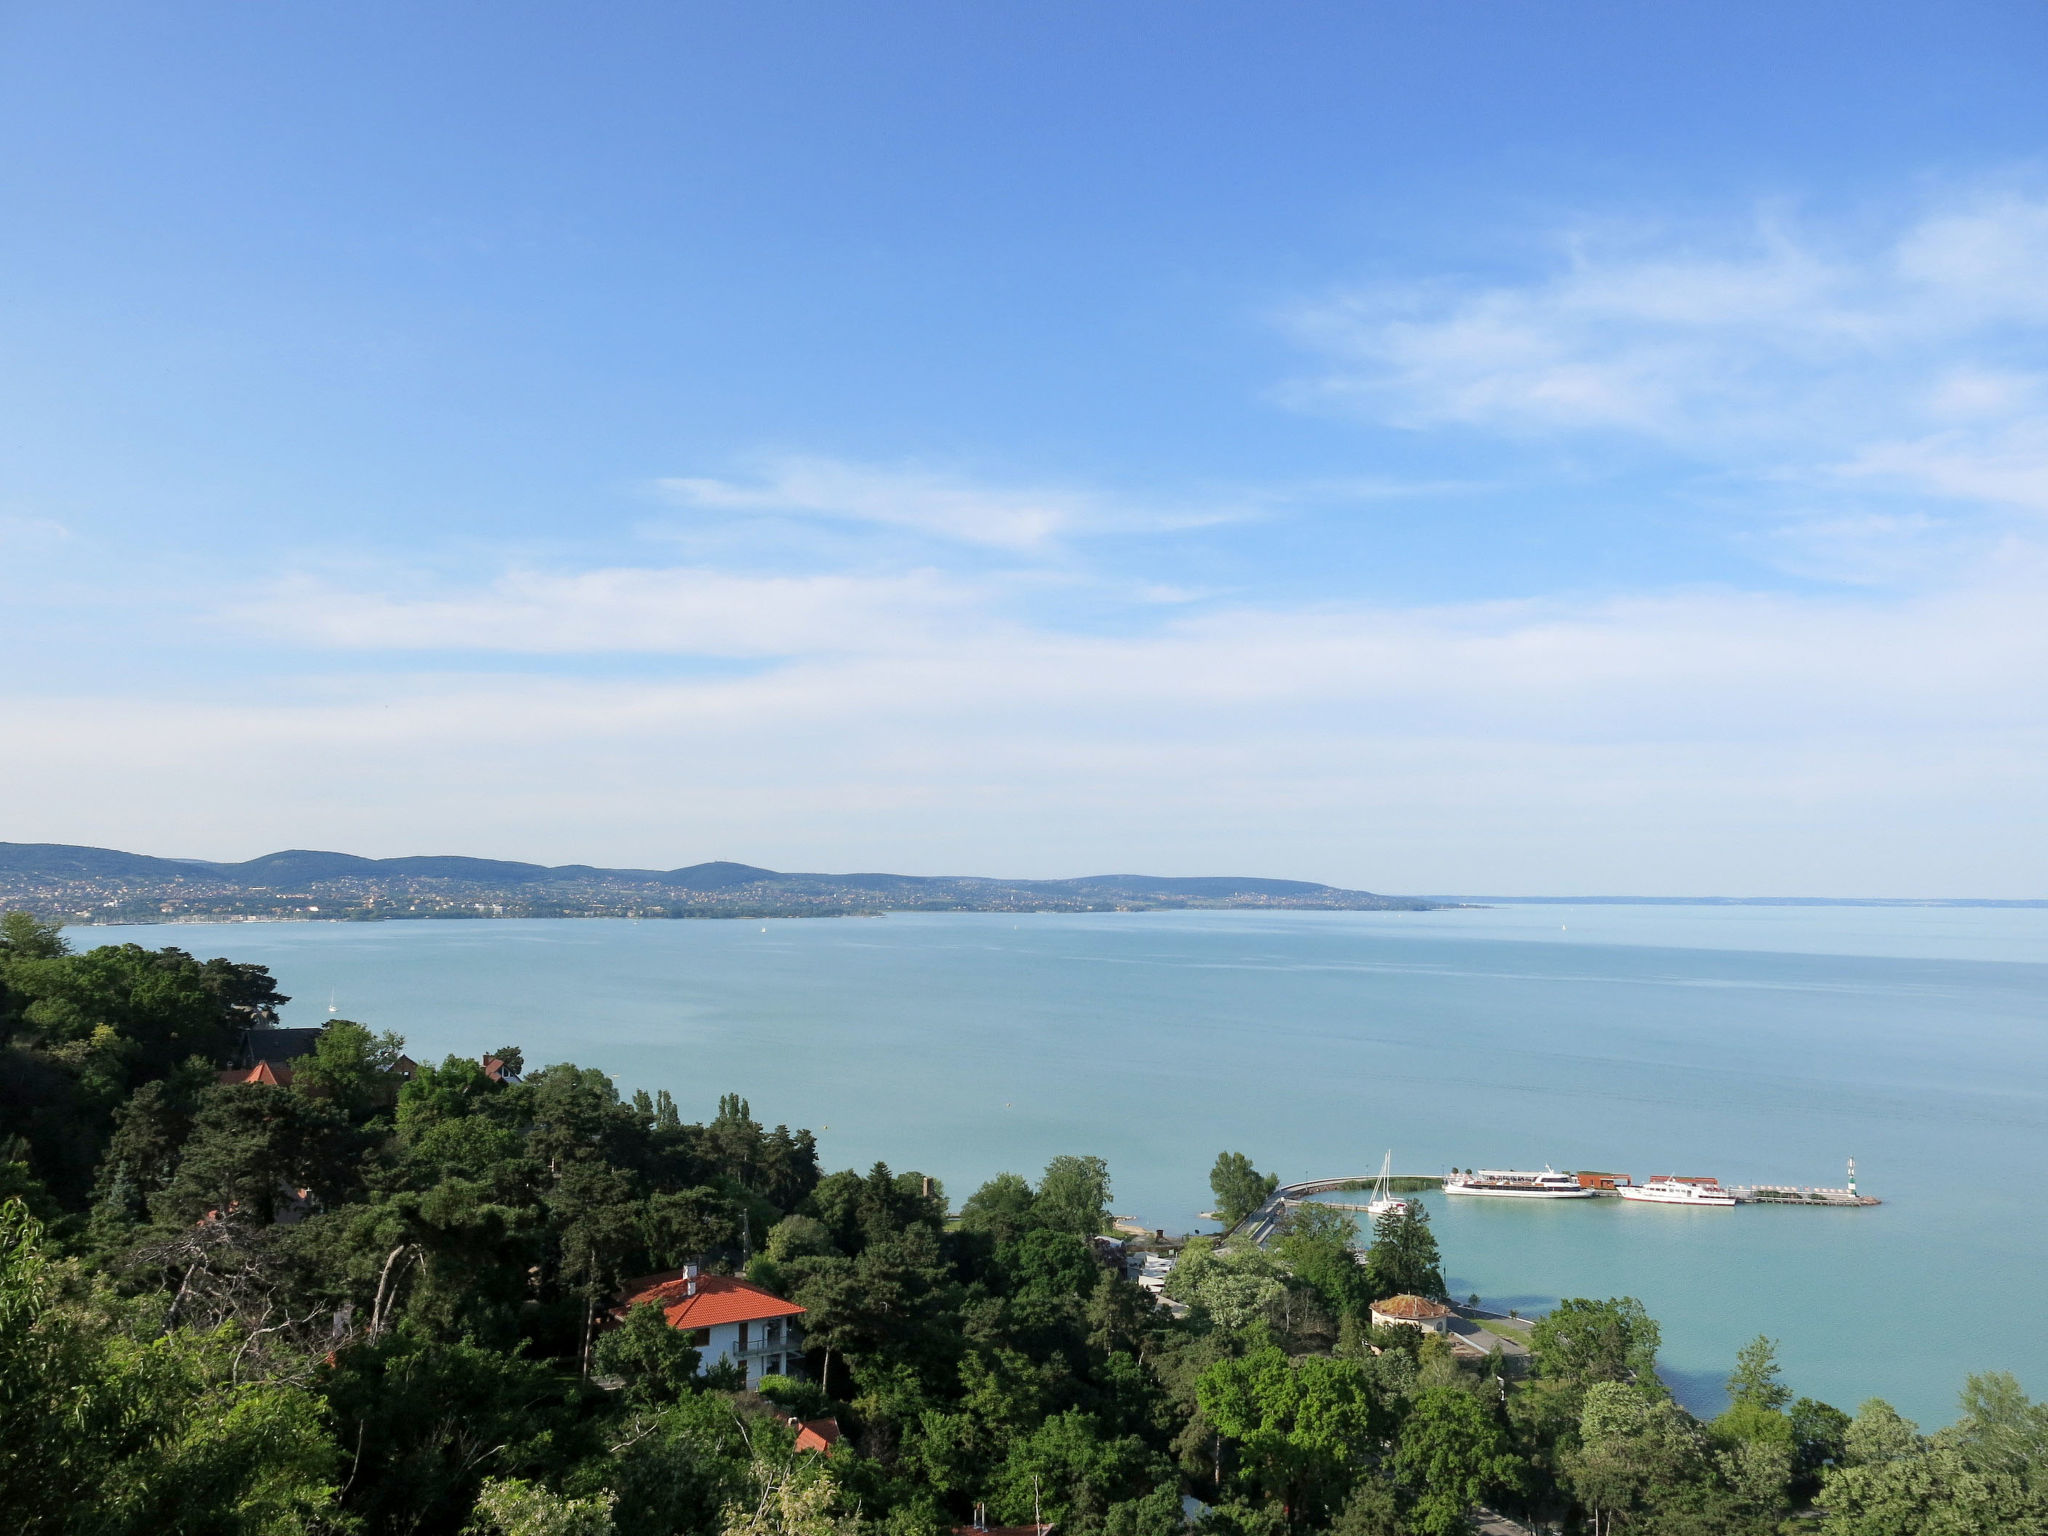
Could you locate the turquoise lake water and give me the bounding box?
[96,905,2048,1427]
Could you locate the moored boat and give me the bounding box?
[1443,1167,1594,1199]
[1616,1176,1736,1207]
[1366,1149,1408,1218]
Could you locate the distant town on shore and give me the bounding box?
[0,841,1443,924]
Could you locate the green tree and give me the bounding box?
[1276,1204,1371,1323]
[152,1082,360,1226]
[1198,1346,1389,1521]
[1327,1478,1404,1536]
[324,1330,595,1534]
[643,1187,742,1270]
[292,1017,409,1120]
[1951,1371,2048,1479]
[1528,1297,1661,1390]
[0,910,68,959]
[0,1197,344,1534]
[721,1458,860,1536]
[1393,1387,1522,1536]
[1841,1398,1924,1467]
[1209,1152,1278,1229]
[989,1410,1169,1529]
[472,1478,619,1536]
[1035,1155,1113,1239]
[959,1172,1038,1247]
[1560,1381,1704,1535]
[1163,1239,1289,1332]
[1726,1334,1793,1412]
[1789,1396,1853,1499]
[595,1301,704,1405]
[765,1214,834,1263]
[1362,1203,1445,1303]
[1816,1441,2031,1535]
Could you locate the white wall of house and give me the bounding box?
[700,1315,806,1386]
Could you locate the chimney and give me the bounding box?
[684,1262,699,1297]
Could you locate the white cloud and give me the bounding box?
[20,543,2047,892]
[0,513,71,550]
[657,455,1235,551]
[231,565,978,656]
[1284,190,2048,525]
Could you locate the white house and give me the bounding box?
[614,1264,806,1387]
[1370,1294,1452,1333]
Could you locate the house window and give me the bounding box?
[738,1321,750,1350]
[765,1319,780,1345]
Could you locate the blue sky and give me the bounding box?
[2,2,2046,893]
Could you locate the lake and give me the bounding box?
[94,903,2048,1426]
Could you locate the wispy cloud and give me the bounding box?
[656,455,1239,551]
[21,551,2048,890]
[1283,189,2048,526]
[231,565,980,656]
[0,513,71,551]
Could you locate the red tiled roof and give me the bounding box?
[794,1417,842,1453]
[617,1270,805,1329]
[217,1061,293,1087]
[1372,1294,1452,1320]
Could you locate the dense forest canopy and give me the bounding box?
[3,910,2044,1536]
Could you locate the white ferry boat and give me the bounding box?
[1616,1176,1736,1207]
[1443,1167,1593,1199]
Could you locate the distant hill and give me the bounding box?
[0,842,1441,922]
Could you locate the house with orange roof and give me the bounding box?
[615,1264,806,1388]
[214,1026,417,1101]
[1370,1294,1452,1333]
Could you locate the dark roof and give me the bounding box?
[234,1028,327,1068]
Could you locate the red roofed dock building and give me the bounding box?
[616,1264,806,1389]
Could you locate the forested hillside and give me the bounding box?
[2,910,2043,1536]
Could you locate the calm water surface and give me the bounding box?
[97,905,2048,1426]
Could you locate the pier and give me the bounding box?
[1729,1156,1880,1206]
[1224,1161,1875,1241]
[1727,1185,1880,1207]
[1229,1173,1444,1244]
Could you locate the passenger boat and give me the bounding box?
[1616,1176,1736,1207]
[1443,1167,1594,1199]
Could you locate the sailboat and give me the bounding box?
[1367,1150,1408,1219]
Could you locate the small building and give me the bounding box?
[616,1265,806,1389]
[1127,1250,1176,1295]
[792,1417,842,1454]
[217,1059,298,1088]
[216,1026,417,1100]
[1370,1294,1453,1333]
[1576,1171,1631,1192]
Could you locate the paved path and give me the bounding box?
[1471,1508,1541,1536]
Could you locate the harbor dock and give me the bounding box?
[1727,1185,1880,1207]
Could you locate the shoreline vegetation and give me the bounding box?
[4,909,2044,1536]
[0,842,1444,925]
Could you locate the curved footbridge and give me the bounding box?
[1228,1174,1442,1245]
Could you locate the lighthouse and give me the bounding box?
[1847,1158,1857,1197]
